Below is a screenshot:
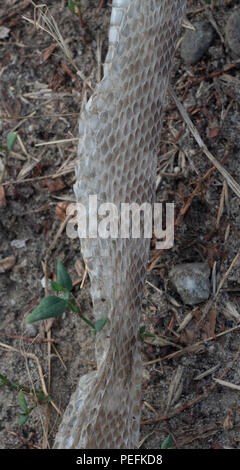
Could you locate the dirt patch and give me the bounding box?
[0,0,239,449]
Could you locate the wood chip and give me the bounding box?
[213,378,240,391]
[223,413,234,430]
[41,42,57,62]
[43,177,66,192]
[143,401,157,414]
[74,258,85,278]
[0,255,16,273]
[0,184,6,207]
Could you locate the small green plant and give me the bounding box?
[0,131,17,183]
[0,373,51,426]
[161,434,173,449]
[18,391,36,426]
[68,0,82,16]
[138,325,155,342]
[26,260,107,335]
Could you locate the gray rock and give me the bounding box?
[225,8,240,57]
[24,323,38,338]
[169,262,210,305]
[181,21,215,65]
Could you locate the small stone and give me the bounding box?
[0,26,10,40]
[10,239,27,249]
[225,8,240,57]
[180,21,215,65]
[24,323,38,337]
[169,262,210,305]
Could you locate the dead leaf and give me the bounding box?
[43,177,66,192]
[202,308,217,339]
[179,326,196,345]
[223,412,233,430]
[48,71,65,91]
[74,258,85,278]
[17,159,40,180]
[208,127,220,139]
[180,308,217,345]
[0,255,16,273]
[167,365,184,410]
[42,43,57,62]
[61,62,75,79]
[0,184,6,207]
[55,201,70,221]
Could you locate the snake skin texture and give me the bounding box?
[54,0,186,449]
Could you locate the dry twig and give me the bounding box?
[168,86,240,199]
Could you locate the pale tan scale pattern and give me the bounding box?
[54,0,186,449]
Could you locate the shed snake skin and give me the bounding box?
[54,0,186,449]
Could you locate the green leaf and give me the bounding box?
[138,325,155,342]
[26,296,67,323]
[68,0,75,13]
[68,0,81,14]
[51,281,64,292]
[6,132,17,151]
[139,325,146,335]
[94,318,107,332]
[143,332,155,338]
[0,374,8,386]
[18,414,29,426]
[57,260,72,292]
[138,325,146,341]
[18,391,29,413]
[161,434,173,449]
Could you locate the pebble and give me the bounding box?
[169,262,210,306]
[180,21,215,65]
[24,323,38,337]
[225,8,240,57]
[10,239,27,249]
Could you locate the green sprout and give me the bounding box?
[26,260,107,335]
[0,373,51,426]
[138,325,155,342]
[161,434,173,449]
[68,0,82,17]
